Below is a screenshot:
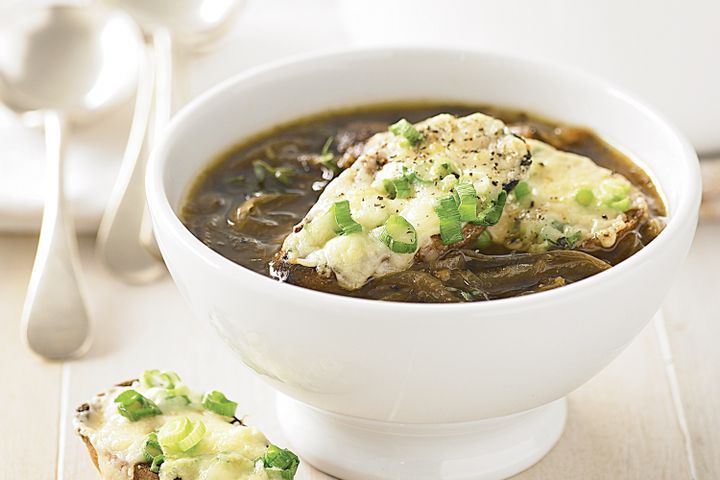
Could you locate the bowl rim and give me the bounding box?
[147,45,701,313]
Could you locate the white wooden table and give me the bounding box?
[2,222,718,479]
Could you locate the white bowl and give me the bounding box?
[147,47,701,480]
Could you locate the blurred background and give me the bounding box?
[1,0,719,234]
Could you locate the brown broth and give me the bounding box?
[181,103,666,302]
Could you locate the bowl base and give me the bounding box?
[276,395,566,480]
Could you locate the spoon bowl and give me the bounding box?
[102,0,245,50]
[0,4,143,360]
[0,5,142,119]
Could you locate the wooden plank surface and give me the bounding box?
[0,235,62,479]
[514,318,691,479]
[663,222,720,479]
[0,232,710,479]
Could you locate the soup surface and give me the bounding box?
[181,104,666,302]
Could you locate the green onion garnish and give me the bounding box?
[564,230,582,248]
[473,191,507,226]
[114,389,161,422]
[141,369,181,389]
[574,188,594,207]
[402,166,433,184]
[389,118,424,146]
[435,196,464,245]
[253,160,294,186]
[475,230,492,249]
[143,433,165,473]
[379,214,417,254]
[608,196,631,212]
[514,181,531,200]
[332,200,363,235]
[262,444,300,480]
[158,417,206,453]
[383,177,412,199]
[202,390,237,417]
[453,183,478,221]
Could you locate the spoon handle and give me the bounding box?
[139,27,174,261]
[96,44,165,283]
[22,112,92,360]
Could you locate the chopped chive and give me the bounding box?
[574,188,594,207]
[389,118,424,146]
[379,214,417,254]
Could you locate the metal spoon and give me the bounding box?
[0,5,143,360]
[96,0,245,283]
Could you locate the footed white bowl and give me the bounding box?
[147,48,701,479]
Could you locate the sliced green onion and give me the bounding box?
[379,214,417,254]
[141,369,181,389]
[433,161,461,179]
[143,433,165,473]
[514,181,531,200]
[453,183,478,221]
[401,166,432,184]
[332,200,362,235]
[563,230,582,248]
[158,417,206,453]
[114,390,161,422]
[389,118,424,146]
[150,455,165,473]
[608,196,631,212]
[475,230,492,249]
[405,171,433,184]
[435,196,464,245]
[202,390,238,417]
[263,444,300,480]
[383,177,412,199]
[177,419,206,451]
[543,221,582,249]
[473,191,507,226]
[575,188,594,207]
[157,394,191,411]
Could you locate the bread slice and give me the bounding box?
[75,374,298,480]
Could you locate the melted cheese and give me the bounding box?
[489,139,648,252]
[74,381,273,480]
[281,113,531,289]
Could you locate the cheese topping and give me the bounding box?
[489,139,648,252]
[280,113,531,289]
[74,374,296,480]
